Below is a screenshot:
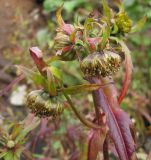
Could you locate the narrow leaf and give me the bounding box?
[131,16,147,33]
[118,41,133,104]
[0,74,24,97]
[56,4,65,26]
[15,114,40,143]
[100,24,110,49]
[113,109,136,159]
[102,0,111,19]
[56,5,73,34]
[61,83,113,95]
[46,67,57,96]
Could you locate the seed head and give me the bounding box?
[26,90,64,118]
[80,51,121,77]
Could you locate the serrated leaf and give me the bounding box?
[131,16,147,33]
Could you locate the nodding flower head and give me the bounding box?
[80,51,121,77]
[115,11,132,33]
[26,90,65,118]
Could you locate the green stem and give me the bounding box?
[63,92,101,129]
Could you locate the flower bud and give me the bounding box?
[54,31,71,51]
[26,90,65,118]
[7,140,15,149]
[54,28,77,61]
[80,51,121,77]
[115,11,132,33]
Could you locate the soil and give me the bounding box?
[0,0,44,51]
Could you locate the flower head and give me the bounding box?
[115,11,132,33]
[26,90,64,118]
[80,51,121,77]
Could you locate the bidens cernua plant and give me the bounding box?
[18,1,146,160]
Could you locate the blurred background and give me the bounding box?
[0,0,151,159]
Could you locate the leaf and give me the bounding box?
[11,124,22,140]
[29,47,47,76]
[15,115,40,143]
[118,41,133,104]
[113,109,136,159]
[91,77,136,160]
[17,66,46,86]
[102,0,111,19]
[3,151,14,160]
[0,151,8,158]
[100,24,110,49]
[46,67,57,96]
[56,5,73,34]
[61,83,113,95]
[87,130,107,160]
[56,4,65,27]
[49,66,62,80]
[0,74,24,97]
[131,16,147,33]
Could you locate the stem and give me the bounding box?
[63,92,101,129]
[92,93,100,125]
[90,77,129,160]
[22,149,33,160]
[103,137,109,160]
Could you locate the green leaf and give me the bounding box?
[15,116,40,143]
[61,83,113,95]
[46,67,57,96]
[36,29,50,47]
[75,39,84,47]
[102,0,111,19]
[100,24,110,49]
[0,151,8,158]
[56,4,65,26]
[49,66,62,80]
[4,151,14,160]
[131,16,147,33]
[17,65,46,86]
